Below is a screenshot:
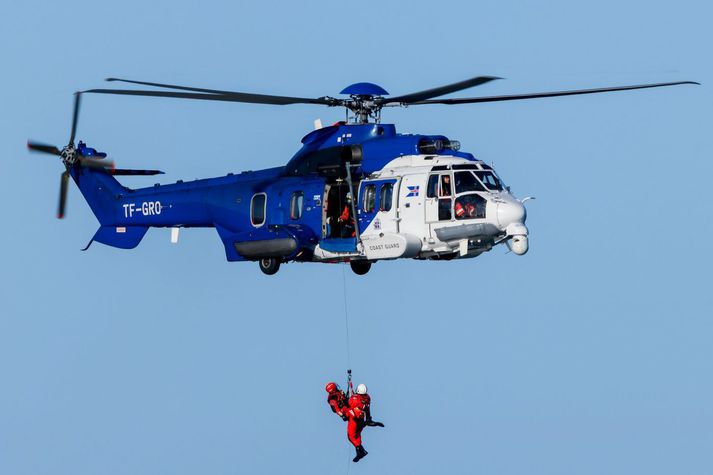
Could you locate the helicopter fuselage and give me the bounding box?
[72,122,529,273]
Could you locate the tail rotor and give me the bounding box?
[27,92,114,219]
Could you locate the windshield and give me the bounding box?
[475,171,504,191]
[455,171,486,193]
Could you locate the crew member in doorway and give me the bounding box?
[338,193,356,238]
[325,382,348,421]
[344,383,384,462]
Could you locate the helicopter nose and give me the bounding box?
[496,199,526,228]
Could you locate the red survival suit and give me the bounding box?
[338,205,356,237]
[345,393,368,448]
[325,382,348,420]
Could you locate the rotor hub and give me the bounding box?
[344,95,385,124]
[60,144,77,166]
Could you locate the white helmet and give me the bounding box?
[356,383,368,395]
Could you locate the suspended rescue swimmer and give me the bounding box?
[325,380,384,462]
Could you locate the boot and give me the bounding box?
[353,445,368,462]
[366,419,384,427]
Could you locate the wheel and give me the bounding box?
[259,257,281,275]
[350,261,371,275]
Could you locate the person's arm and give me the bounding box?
[328,396,343,416]
[346,406,363,419]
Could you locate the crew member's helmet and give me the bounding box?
[356,383,368,395]
[325,382,339,393]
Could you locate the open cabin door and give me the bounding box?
[315,180,359,256]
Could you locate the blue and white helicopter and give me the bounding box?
[28,76,696,275]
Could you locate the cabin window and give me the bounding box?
[438,197,452,221]
[290,191,304,220]
[475,171,504,191]
[362,184,376,212]
[455,171,486,193]
[379,183,393,212]
[427,175,439,198]
[439,174,452,197]
[251,193,266,227]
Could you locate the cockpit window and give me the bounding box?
[475,171,504,191]
[455,171,486,193]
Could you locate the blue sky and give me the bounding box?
[1,1,711,474]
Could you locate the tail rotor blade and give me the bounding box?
[58,171,69,219]
[69,92,81,145]
[28,141,61,156]
[78,156,115,171]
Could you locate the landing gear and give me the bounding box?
[258,257,281,275]
[350,260,371,275]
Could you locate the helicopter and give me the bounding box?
[28,76,697,275]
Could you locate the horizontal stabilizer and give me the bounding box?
[109,168,164,176]
[92,225,149,249]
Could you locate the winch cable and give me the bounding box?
[342,263,353,474]
[341,263,352,372]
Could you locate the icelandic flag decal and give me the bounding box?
[406,186,420,197]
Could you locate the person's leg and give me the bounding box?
[348,419,368,462]
[347,418,361,447]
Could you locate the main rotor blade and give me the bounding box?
[58,170,69,219]
[69,92,81,145]
[407,81,700,105]
[86,86,336,106]
[27,141,61,156]
[384,76,501,104]
[109,168,164,176]
[106,77,266,96]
